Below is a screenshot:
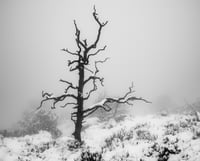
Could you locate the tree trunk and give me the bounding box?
[74,63,84,142]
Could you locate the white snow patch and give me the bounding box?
[1,113,200,161]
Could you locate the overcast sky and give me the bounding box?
[0,0,200,129]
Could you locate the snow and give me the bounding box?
[0,113,200,161]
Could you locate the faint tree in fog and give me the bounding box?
[38,7,150,142]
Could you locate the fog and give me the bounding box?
[0,0,200,129]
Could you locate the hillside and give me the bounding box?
[0,113,200,161]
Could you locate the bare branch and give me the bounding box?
[126,97,152,104]
[87,7,108,51]
[61,48,79,57]
[87,45,107,60]
[83,58,108,100]
[71,112,77,124]
[37,92,77,110]
[60,79,78,94]
[83,106,99,118]
[37,99,50,110]
[84,76,104,86]
[60,79,77,89]
[93,6,108,27]
[42,91,53,98]
[84,66,94,74]
[103,83,151,105]
[61,102,77,108]
[104,96,151,105]
[83,39,88,47]
[82,83,151,118]
[74,20,87,50]
[82,100,111,118]
[68,60,79,67]
[94,57,109,75]
[84,79,97,100]
[69,65,79,72]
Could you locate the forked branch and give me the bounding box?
[37,92,77,110]
[74,20,86,50]
[61,48,79,57]
[87,45,107,60]
[87,6,108,51]
[84,79,98,100]
[83,58,108,100]
[60,79,77,93]
[84,76,104,86]
[94,57,109,75]
[82,83,151,117]
[61,102,77,108]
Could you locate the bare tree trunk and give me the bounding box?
[73,63,84,142]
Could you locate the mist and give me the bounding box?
[0,0,200,129]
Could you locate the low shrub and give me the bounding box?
[164,123,180,135]
[136,129,157,141]
[104,128,134,150]
[76,149,104,161]
[145,137,181,161]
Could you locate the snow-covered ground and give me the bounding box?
[0,113,200,161]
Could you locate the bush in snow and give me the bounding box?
[136,129,157,141]
[75,148,104,161]
[104,128,134,151]
[164,123,180,136]
[145,137,181,161]
[192,126,200,139]
[109,152,131,161]
[67,139,82,151]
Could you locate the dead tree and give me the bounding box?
[38,7,151,142]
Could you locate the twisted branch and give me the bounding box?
[84,76,104,86]
[61,102,77,108]
[71,112,77,124]
[87,45,107,60]
[87,6,108,51]
[94,57,109,75]
[74,20,86,50]
[82,83,151,117]
[61,48,79,57]
[68,60,79,67]
[37,92,77,110]
[84,79,98,100]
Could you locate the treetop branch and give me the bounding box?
[93,6,108,27]
[73,20,87,50]
[87,7,108,51]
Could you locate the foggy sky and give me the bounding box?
[0,0,200,129]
